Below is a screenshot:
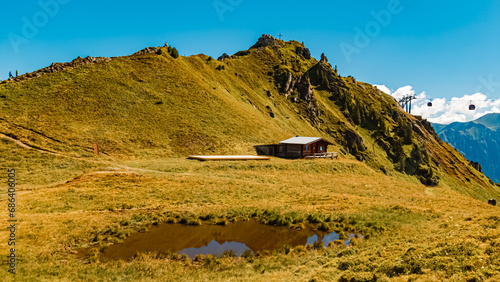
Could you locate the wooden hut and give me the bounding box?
[255,136,335,159]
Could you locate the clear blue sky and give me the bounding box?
[2,0,500,104]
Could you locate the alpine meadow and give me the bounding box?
[1,35,500,281]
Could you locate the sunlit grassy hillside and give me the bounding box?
[1,35,497,197]
[1,144,499,281]
[1,35,500,280]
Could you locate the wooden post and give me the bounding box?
[93,143,99,156]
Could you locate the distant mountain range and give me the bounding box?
[433,113,500,183]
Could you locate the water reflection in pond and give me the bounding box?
[101,220,358,260]
[180,240,251,258]
[306,233,355,247]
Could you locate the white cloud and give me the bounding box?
[374,85,391,96]
[374,85,500,124]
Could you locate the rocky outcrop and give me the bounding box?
[251,34,278,49]
[417,167,439,186]
[295,46,311,59]
[469,161,482,173]
[296,75,320,125]
[276,71,298,97]
[1,56,111,84]
[2,44,184,84]
[274,70,320,125]
[307,61,341,91]
[412,116,439,139]
[320,53,328,63]
[233,50,250,57]
[218,53,232,61]
[133,47,161,56]
[345,130,366,161]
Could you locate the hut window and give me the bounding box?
[320,146,323,151]
[305,145,309,151]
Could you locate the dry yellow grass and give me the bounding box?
[0,149,499,280]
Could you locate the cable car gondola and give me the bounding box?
[422,98,485,112]
[469,100,476,111]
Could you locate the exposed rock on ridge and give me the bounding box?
[1,56,111,84]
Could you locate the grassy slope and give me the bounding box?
[1,41,496,197]
[1,153,499,281]
[0,44,321,159]
[0,38,500,280]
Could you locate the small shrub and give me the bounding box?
[133,252,149,261]
[242,249,254,262]
[168,47,179,58]
[312,241,324,250]
[307,213,323,224]
[181,254,189,261]
[204,254,217,268]
[121,203,133,209]
[88,248,100,264]
[339,272,378,282]
[116,230,129,240]
[338,260,354,270]
[222,250,235,258]
[170,253,181,260]
[294,245,307,254]
[350,237,359,247]
[318,222,332,231]
[291,223,305,230]
[187,218,202,226]
[254,250,271,257]
[119,219,130,226]
[334,240,345,245]
[281,245,292,255]
[199,213,216,221]
[328,240,345,248]
[337,248,356,258]
[216,219,227,225]
[194,254,203,262]
[325,214,335,222]
[131,214,145,222]
[166,217,177,224]
[338,231,349,240]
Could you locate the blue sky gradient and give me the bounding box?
[2,0,500,122]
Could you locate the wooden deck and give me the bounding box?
[188,155,271,161]
[304,152,339,159]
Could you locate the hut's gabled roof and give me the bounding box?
[279,136,333,145]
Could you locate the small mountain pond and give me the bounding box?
[98,220,359,260]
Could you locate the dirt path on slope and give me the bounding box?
[0,132,166,174]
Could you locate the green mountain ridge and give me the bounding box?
[0,34,498,199]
